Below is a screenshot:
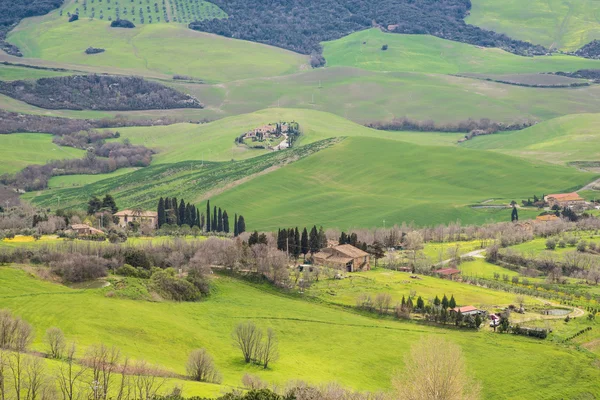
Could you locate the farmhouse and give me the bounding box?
[450,305,484,317]
[114,210,158,229]
[435,268,461,279]
[544,193,585,208]
[313,244,370,272]
[69,224,104,236]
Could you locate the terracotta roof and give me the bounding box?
[545,192,583,202]
[326,256,354,264]
[114,210,158,218]
[70,224,104,235]
[436,268,461,275]
[452,306,478,313]
[334,244,369,258]
[536,215,559,222]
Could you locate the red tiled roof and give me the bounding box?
[452,306,478,313]
[436,268,461,275]
[546,192,583,202]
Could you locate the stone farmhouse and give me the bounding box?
[313,244,370,272]
[544,192,586,209]
[69,224,104,236]
[114,210,158,229]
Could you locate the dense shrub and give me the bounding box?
[116,264,151,279]
[85,47,105,54]
[123,248,152,270]
[50,254,110,283]
[0,75,203,111]
[151,269,201,301]
[110,19,135,28]
[68,14,79,22]
[189,0,547,57]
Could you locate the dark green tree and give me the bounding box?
[407,297,414,311]
[102,194,118,214]
[217,208,223,232]
[449,295,456,309]
[87,196,102,215]
[164,197,171,211]
[442,294,449,309]
[223,211,230,233]
[511,206,519,222]
[234,214,238,237]
[318,226,327,249]
[287,228,295,255]
[157,197,166,228]
[237,215,246,234]
[212,206,217,232]
[434,296,441,307]
[197,209,201,229]
[206,200,211,232]
[309,225,319,254]
[339,232,348,245]
[179,200,186,226]
[416,296,424,311]
[401,295,406,308]
[301,228,309,260]
[172,197,178,224]
[249,231,259,246]
[293,227,301,259]
[455,310,463,326]
[368,241,385,267]
[258,233,268,245]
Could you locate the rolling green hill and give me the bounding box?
[322,29,600,74]
[0,133,85,174]
[7,12,307,83]
[2,266,600,399]
[208,136,593,230]
[467,0,600,51]
[461,113,600,165]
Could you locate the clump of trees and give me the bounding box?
[232,321,278,369]
[0,75,203,111]
[85,47,105,54]
[189,0,547,58]
[110,19,136,28]
[367,117,534,135]
[275,225,327,260]
[186,348,222,383]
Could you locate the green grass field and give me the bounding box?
[322,29,600,74]
[61,0,226,25]
[0,64,71,80]
[461,113,600,165]
[7,13,307,83]
[208,136,595,230]
[467,0,600,51]
[47,168,139,188]
[0,133,85,174]
[1,265,600,399]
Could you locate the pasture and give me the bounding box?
[461,113,600,165]
[322,29,600,74]
[1,265,600,399]
[467,0,600,51]
[0,133,85,174]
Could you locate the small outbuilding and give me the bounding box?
[450,306,484,317]
[435,268,461,279]
[69,224,105,236]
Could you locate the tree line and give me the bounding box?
[276,226,327,259]
[366,117,534,135]
[189,0,547,59]
[0,75,203,111]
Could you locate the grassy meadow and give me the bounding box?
[0,64,72,80]
[461,113,600,165]
[7,13,307,83]
[0,133,85,174]
[467,0,600,51]
[322,29,600,74]
[1,265,600,399]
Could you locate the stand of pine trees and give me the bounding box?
[158,198,246,236]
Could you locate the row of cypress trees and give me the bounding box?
[157,198,247,236]
[276,226,327,257]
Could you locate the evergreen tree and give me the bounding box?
[318,226,327,250]
[309,225,319,254]
[258,233,268,245]
[172,197,178,224]
[339,232,347,245]
[407,297,414,310]
[401,296,406,308]
[288,228,296,255]
[206,200,211,232]
[449,295,456,310]
[179,200,186,226]
[191,205,197,227]
[293,227,301,259]
[434,296,441,307]
[277,229,285,251]
[164,197,171,211]
[511,206,519,222]
[197,209,202,229]
[212,206,217,232]
[217,208,223,232]
[87,196,102,215]
[349,233,358,247]
[442,294,449,309]
[102,194,118,214]
[234,214,238,237]
[249,231,259,246]
[417,296,425,311]
[237,215,246,234]
[455,310,463,326]
[301,228,309,259]
[157,197,166,228]
[223,211,229,233]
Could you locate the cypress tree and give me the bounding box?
[157,197,166,228]
[301,228,309,259]
[442,294,449,309]
[407,297,414,310]
[318,226,327,250]
[191,205,197,227]
[288,228,295,255]
[434,296,441,307]
[339,232,347,245]
[197,209,201,228]
[172,197,178,224]
[449,295,456,309]
[237,215,246,234]
[293,227,301,259]
[234,214,238,237]
[223,211,229,233]
[277,229,283,250]
[217,208,223,232]
[164,197,171,211]
[102,194,118,214]
[511,206,519,222]
[417,296,425,310]
[213,206,217,232]
[309,225,319,254]
[401,296,406,308]
[206,200,211,232]
[179,200,186,226]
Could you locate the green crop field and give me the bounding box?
[467,0,600,51]
[7,12,307,83]
[0,64,71,80]
[47,168,139,188]
[61,0,226,25]
[0,133,85,174]
[461,113,600,165]
[322,29,600,74]
[1,265,600,399]
[207,136,595,230]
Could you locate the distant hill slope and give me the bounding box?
[208,136,593,230]
[322,29,600,74]
[467,0,600,52]
[461,113,600,165]
[189,0,546,57]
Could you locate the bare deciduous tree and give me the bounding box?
[393,336,480,400]
[45,327,66,359]
[130,361,166,400]
[185,349,221,383]
[374,293,392,315]
[84,344,121,400]
[0,349,6,400]
[259,328,278,370]
[24,356,46,400]
[57,343,87,400]
[233,322,263,364]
